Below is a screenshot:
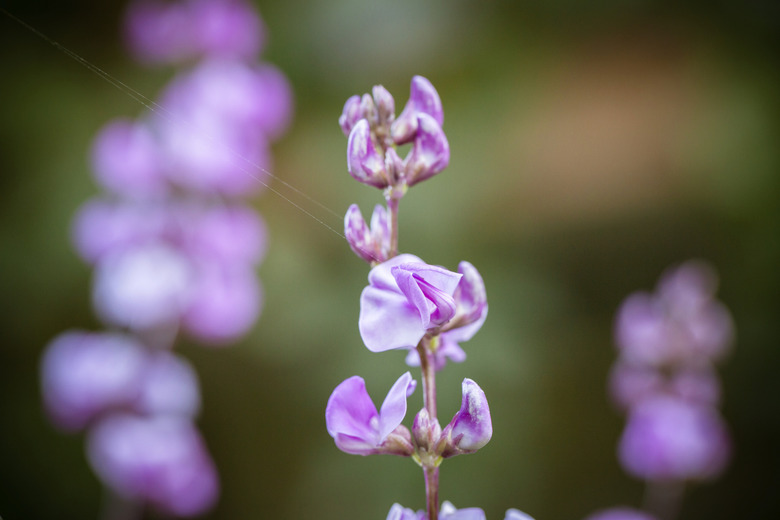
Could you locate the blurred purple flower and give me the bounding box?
[136,351,201,417]
[181,261,262,343]
[392,75,444,145]
[180,203,267,266]
[615,261,734,367]
[41,331,148,431]
[88,413,218,516]
[505,509,536,520]
[326,372,416,456]
[583,508,658,520]
[91,119,166,198]
[618,396,731,481]
[344,203,391,265]
[93,243,194,331]
[359,254,462,352]
[387,501,491,520]
[125,0,264,64]
[439,379,493,457]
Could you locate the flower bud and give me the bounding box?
[347,119,388,188]
[404,113,450,186]
[344,204,390,264]
[438,379,492,457]
[392,75,444,144]
[384,147,405,186]
[339,95,362,136]
[412,407,442,455]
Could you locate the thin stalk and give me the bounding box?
[417,338,439,519]
[386,196,399,258]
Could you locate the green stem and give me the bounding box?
[417,338,439,519]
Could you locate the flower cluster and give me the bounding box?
[586,261,734,520]
[40,0,291,515]
[326,76,532,520]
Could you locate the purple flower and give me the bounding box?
[325,372,416,456]
[615,261,734,367]
[124,0,264,64]
[87,413,218,516]
[347,119,388,188]
[344,203,391,265]
[386,502,489,520]
[618,396,731,481]
[392,76,444,145]
[583,508,658,520]
[181,261,262,343]
[41,331,148,431]
[91,119,166,198]
[92,243,194,331]
[404,113,450,186]
[359,255,462,352]
[438,379,492,457]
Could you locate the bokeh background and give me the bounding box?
[1,0,779,519]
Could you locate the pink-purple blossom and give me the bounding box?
[392,76,444,145]
[344,203,391,265]
[326,372,416,456]
[359,255,462,352]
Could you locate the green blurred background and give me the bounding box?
[1,0,779,518]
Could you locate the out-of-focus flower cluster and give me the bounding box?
[586,260,734,520]
[611,260,733,482]
[41,0,292,515]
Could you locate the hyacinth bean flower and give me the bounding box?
[583,508,658,520]
[344,203,391,265]
[88,413,218,516]
[326,372,416,456]
[406,261,488,370]
[359,254,462,352]
[437,379,493,458]
[392,75,444,145]
[614,261,734,367]
[618,395,730,481]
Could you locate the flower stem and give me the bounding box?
[386,196,399,258]
[417,338,439,519]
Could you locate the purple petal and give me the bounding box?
[181,204,267,266]
[41,331,147,431]
[326,376,380,446]
[360,285,427,352]
[405,113,450,186]
[188,0,265,60]
[378,372,415,440]
[347,119,388,188]
[387,503,426,520]
[87,414,218,516]
[392,263,461,328]
[392,75,443,144]
[372,84,395,122]
[250,64,293,140]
